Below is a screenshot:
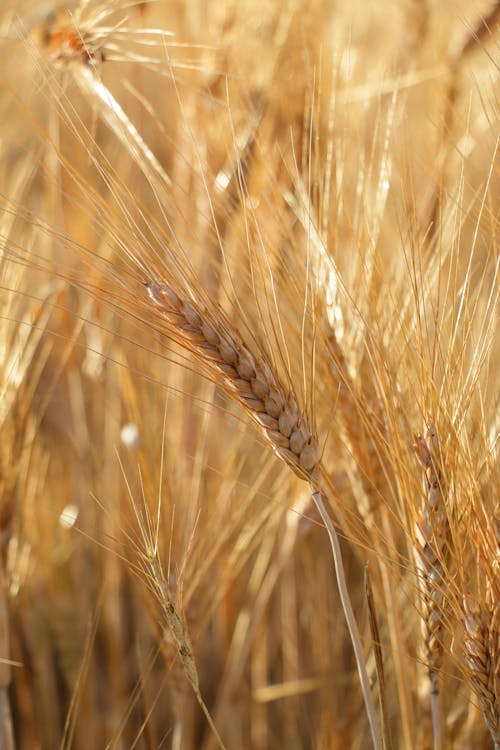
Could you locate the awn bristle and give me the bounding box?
[146,280,320,482]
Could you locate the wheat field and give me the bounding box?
[0,1,498,748]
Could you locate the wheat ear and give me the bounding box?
[463,596,500,749]
[119,449,227,750]
[148,553,227,750]
[146,279,383,750]
[146,281,320,480]
[413,424,449,750]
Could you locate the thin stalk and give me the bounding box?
[365,565,393,750]
[430,683,443,750]
[311,490,382,750]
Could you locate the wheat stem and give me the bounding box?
[0,564,14,750]
[365,565,393,750]
[312,490,382,750]
[146,279,381,746]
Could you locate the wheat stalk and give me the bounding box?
[119,446,227,750]
[145,278,383,750]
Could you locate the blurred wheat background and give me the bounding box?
[0,1,498,748]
